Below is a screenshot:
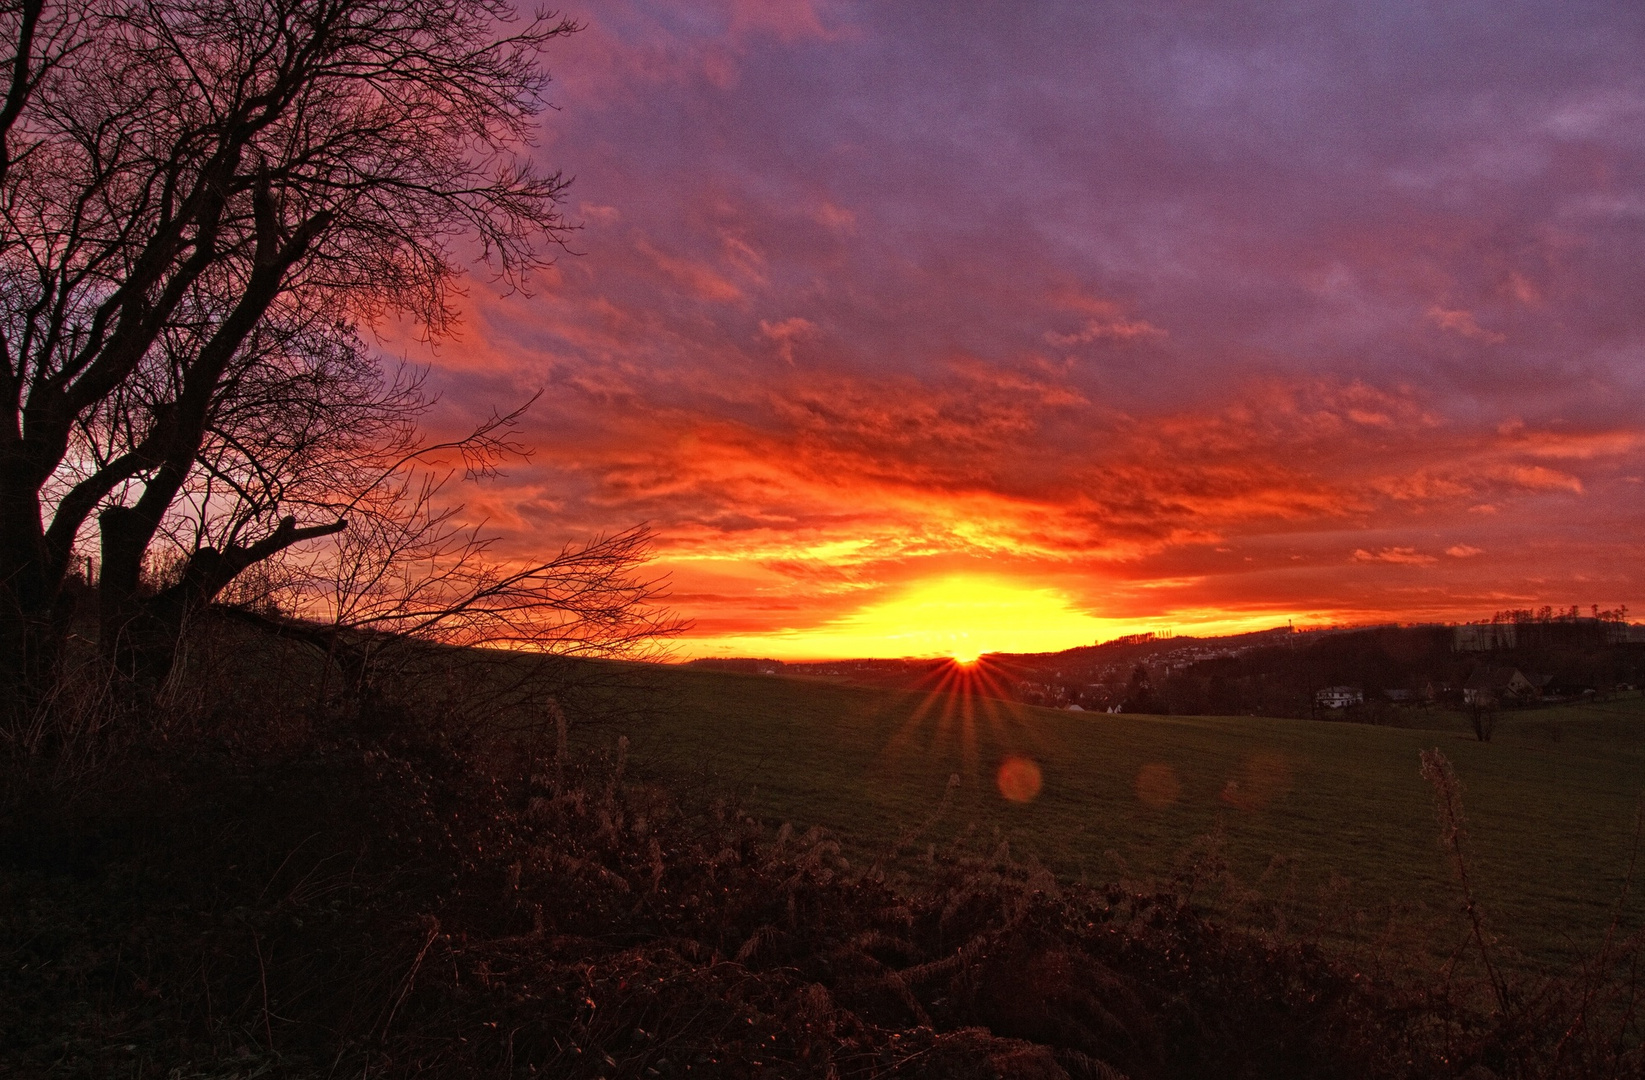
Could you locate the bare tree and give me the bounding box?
[0,0,606,709]
[213,394,684,706]
[309,511,681,715]
[1466,695,1497,743]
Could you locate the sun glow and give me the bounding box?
[690,575,1122,661]
[676,567,1323,662]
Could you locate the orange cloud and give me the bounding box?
[1353,547,1438,566]
[1496,465,1583,493]
[420,329,1638,644]
[349,0,1645,661]
[397,297,1645,653]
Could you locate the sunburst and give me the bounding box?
[880,655,1048,802]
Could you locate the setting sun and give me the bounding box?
[790,574,1126,657]
[680,573,1319,661]
[687,575,1127,660]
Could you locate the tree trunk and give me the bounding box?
[0,464,72,720]
[98,507,347,691]
[96,504,177,689]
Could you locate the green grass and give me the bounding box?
[582,665,1645,968]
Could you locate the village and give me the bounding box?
[694,612,1645,722]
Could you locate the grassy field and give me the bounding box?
[579,663,1645,968]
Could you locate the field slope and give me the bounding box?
[594,665,1645,967]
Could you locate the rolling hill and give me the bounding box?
[591,662,1645,968]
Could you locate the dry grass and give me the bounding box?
[4,626,1645,1078]
[585,664,1645,971]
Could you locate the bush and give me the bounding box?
[4,662,1643,1078]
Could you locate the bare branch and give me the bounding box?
[0,0,608,705]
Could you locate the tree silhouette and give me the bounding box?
[1120,663,1165,715]
[0,1,667,713]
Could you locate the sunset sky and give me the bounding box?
[393,0,1645,660]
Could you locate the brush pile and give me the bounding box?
[3,696,1641,1079]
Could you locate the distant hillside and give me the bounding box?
[682,656,787,674]
[693,618,1645,719]
[1034,619,1645,718]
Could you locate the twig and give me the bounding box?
[1419,748,1512,1017]
[380,919,441,1043]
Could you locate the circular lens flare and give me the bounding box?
[1135,763,1182,808]
[996,755,1043,802]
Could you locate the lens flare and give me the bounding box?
[997,755,1043,802]
[1135,762,1182,808]
[1219,752,1294,811]
[884,656,1019,780]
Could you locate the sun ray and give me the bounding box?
[876,655,1057,796]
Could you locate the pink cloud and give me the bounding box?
[1044,316,1165,346]
[758,316,817,363]
[812,201,857,232]
[1427,305,1507,344]
[726,0,843,43]
[634,237,746,303]
[578,202,621,225]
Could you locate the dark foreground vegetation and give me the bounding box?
[6,624,1645,1079]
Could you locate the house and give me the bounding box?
[1524,671,1556,696]
[1315,685,1364,709]
[1387,678,1438,704]
[1463,666,1535,705]
[1541,674,1596,700]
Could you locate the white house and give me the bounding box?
[1315,685,1364,709]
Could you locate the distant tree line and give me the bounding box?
[995,623,1645,720]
